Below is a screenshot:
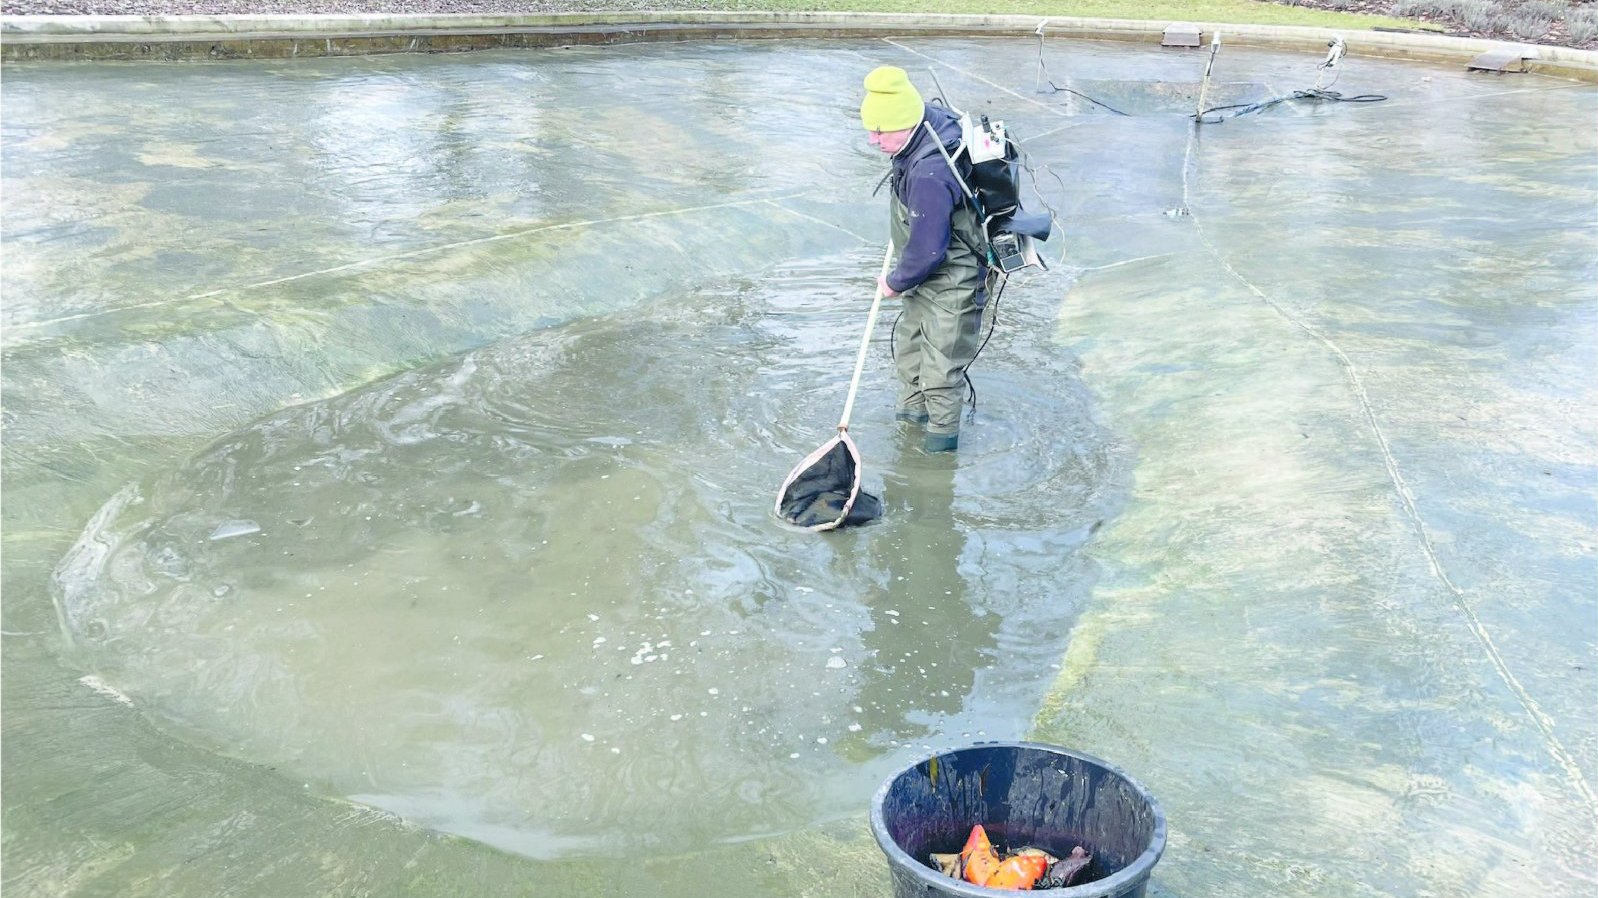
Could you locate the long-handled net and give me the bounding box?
[774,244,895,531]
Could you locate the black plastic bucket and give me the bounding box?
[869,742,1166,897]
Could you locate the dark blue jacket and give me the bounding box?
[886,103,970,294]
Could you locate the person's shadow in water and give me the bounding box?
[834,427,1002,762]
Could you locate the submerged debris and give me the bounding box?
[1036,847,1092,890]
[207,519,261,541]
[928,825,1093,891]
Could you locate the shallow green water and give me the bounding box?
[51,258,1116,858]
[4,35,1595,898]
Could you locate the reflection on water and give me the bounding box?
[54,252,1119,858]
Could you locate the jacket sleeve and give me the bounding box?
[886,168,962,293]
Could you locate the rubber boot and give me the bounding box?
[923,431,959,453]
[896,408,930,425]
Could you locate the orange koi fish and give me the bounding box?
[960,824,1001,886]
[985,853,1049,890]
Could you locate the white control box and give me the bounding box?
[964,116,1008,164]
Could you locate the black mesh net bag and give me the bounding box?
[774,430,883,531]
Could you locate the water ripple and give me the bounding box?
[53,249,1124,858]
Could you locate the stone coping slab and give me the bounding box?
[2,10,1596,80]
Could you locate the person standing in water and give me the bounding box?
[859,65,987,454]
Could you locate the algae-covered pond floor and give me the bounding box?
[3,35,1595,897]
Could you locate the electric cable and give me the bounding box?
[1014,143,1069,226]
[1034,25,1132,116]
[1042,82,1133,116]
[962,269,1010,420]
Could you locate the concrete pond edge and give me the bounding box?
[2,10,1596,81]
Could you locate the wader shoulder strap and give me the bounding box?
[918,121,992,264]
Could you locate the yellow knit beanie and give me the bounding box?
[859,66,924,132]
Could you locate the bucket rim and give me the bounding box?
[867,740,1168,897]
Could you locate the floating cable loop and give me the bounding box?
[1195,88,1388,124]
[1195,39,1385,123]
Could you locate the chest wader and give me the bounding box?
[889,192,987,438]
